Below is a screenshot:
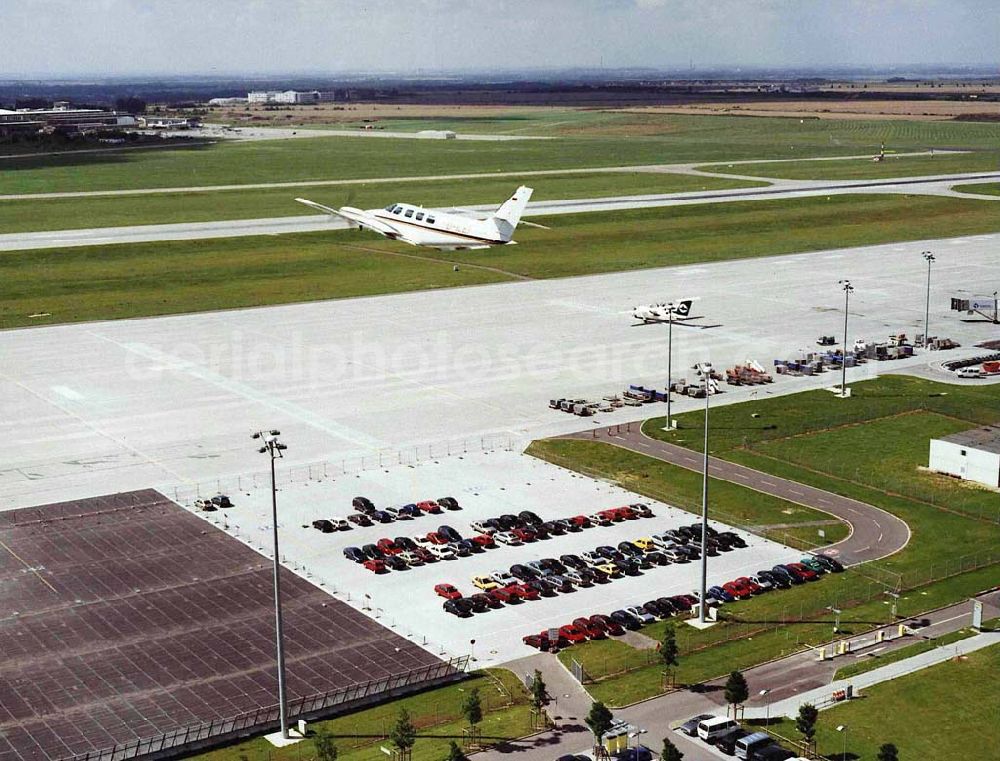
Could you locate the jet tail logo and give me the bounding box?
[675,299,693,317]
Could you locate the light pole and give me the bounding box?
[759,689,771,726]
[836,724,848,760]
[253,429,290,739]
[838,280,854,397]
[694,361,713,623]
[663,302,679,431]
[922,252,935,347]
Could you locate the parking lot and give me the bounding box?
[191,449,799,665]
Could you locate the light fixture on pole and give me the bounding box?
[836,724,848,760]
[922,251,935,347]
[838,280,854,397]
[694,361,713,623]
[759,689,771,726]
[253,428,290,739]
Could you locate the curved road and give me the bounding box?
[563,425,910,567]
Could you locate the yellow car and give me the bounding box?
[634,537,657,552]
[595,563,621,578]
[472,574,500,591]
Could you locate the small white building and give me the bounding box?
[929,424,1000,489]
[247,90,323,105]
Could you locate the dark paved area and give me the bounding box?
[563,425,911,566]
[0,490,445,761]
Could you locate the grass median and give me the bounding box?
[697,150,1000,180]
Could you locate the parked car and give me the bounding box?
[735,576,763,595]
[527,579,558,597]
[399,504,423,518]
[347,513,373,527]
[642,599,673,619]
[589,512,613,527]
[630,502,654,518]
[572,617,606,639]
[669,594,699,610]
[645,550,670,566]
[472,592,503,610]
[438,525,462,543]
[490,570,518,587]
[471,533,496,549]
[708,585,736,603]
[722,580,753,600]
[588,613,625,636]
[522,633,551,650]
[785,562,819,581]
[466,594,490,613]
[456,539,481,554]
[539,557,567,575]
[352,496,375,512]
[427,545,456,560]
[813,554,844,572]
[312,519,337,533]
[625,605,657,625]
[509,583,540,601]
[438,497,461,510]
[799,556,828,574]
[472,574,500,591]
[361,543,384,560]
[394,536,417,551]
[469,520,493,534]
[609,609,642,630]
[414,547,437,564]
[596,545,624,562]
[423,532,449,545]
[561,569,590,587]
[377,537,402,554]
[343,546,366,563]
[679,714,716,737]
[384,506,412,521]
[363,558,387,573]
[718,531,747,548]
[510,564,539,582]
[614,559,642,576]
[569,515,592,529]
[384,555,407,571]
[747,574,774,592]
[617,541,644,557]
[518,509,543,526]
[497,514,521,530]
[542,520,566,536]
[512,527,538,543]
[398,550,423,567]
[594,562,620,579]
[494,531,522,546]
[558,624,588,644]
[372,510,395,524]
[757,569,790,589]
[488,586,518,604]
[715,727,750,756]
[443,598,474,617]
[449,542,471,557]
[416,500,443,514]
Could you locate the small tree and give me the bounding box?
[530,669,549,710]
[585,701,614,746]
[461,688,483,729]
[877,743,899,761]
[660,622,680,685]
[314,730,338,761]
[796,703,819,746]
[723,670,749,719]
[661,736,684,761]
[446,740,466,761]
[389,708,416,758]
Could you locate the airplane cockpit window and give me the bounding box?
[384,204,394,211]
[415,212,425,221]
[426,216,435,224]
[404,209,414,218]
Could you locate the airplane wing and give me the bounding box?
[295,198,403,237]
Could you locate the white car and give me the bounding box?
[491,570,518,586]
[427,545,455,560]
[650,533,674,550]
[748,574,773,592]
[625,606,656,625]
[581,551,606,567]
[398,551,423,566]
[561,569,588,586]
[589,513,613,527]
[660,548,687,563]
[494,531,522,546]
[469,520,495,534]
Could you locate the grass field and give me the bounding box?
[188,669,534,761]
[527,376,1000,706]
[5,113,1000,195]
[6,192,1000,330]
[527,439,849,547]
[953,181,1000,196]
[698,150,1000,180]
[765,643,1000,760]
[0,170,764,233]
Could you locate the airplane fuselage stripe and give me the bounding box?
[373,212,505,244]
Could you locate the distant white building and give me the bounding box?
[929,424,1000,489]
[247,90,324,105]
[208,97,248,106]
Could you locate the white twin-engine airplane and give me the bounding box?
[295,185,535,251]
[632,298,698,324]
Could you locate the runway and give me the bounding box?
[1,231,996,510]
[2,170,998,251]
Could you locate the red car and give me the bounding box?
[472,592,503,610]
[598,508,622,522]
[509,583,540,601]
[363,559,387,573]
[377,538,402,555]
[735,576,763,595]
[588,614,626,636]
[416,500,443,514]
[522,633,550,651]
[487,587,517,604]
[471,534,495,549]
[615,506,638,520]
[414,547,437,564]
[570,515,592,528]
[425,532,449,545]
[572,617,607,639]
[787,562,819,581]
[558,624,588,644]
[722,580,753,600]
[434,583,462,600]
[512,527,537,543]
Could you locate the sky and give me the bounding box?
[1,0,998,77]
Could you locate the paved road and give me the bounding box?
[563,425,911,567]
[480,591,999,761]
[2,170,999,251]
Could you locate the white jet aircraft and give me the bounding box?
[295,185,534,250]
[633,298,698,324]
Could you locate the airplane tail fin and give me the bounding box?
[492,186,533,239]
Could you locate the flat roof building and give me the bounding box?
[929,424,1000,489]
[247,89,324,105]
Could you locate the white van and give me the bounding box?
[698,716,740,742]
[735,731,773,759]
